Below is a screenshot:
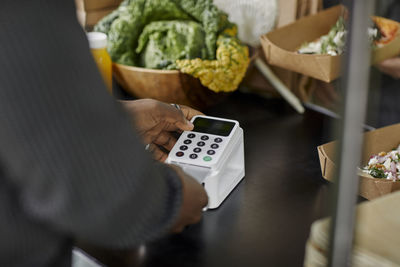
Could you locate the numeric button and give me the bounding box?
[214,138,223,143]
[201,135,209,141]
[180,145,188,151]
[197,141,205,147]
[189,154,198,159]
[207,150,216,155]
[193,147,202,153]
[211,144,219,149]
[184,139,192,145]
[188,133,196,138]
[176,152,184,157]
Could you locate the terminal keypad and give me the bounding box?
[174,133,224,162]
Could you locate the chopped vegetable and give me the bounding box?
[298,16,346,56]
[298,16,399,56]
[372,17,399,45]
[361,144,400,181]
[369,167,387,179]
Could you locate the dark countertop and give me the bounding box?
[81,91,337,267]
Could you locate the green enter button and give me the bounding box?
[203,156,212,162]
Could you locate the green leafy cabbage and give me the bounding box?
[94,0,234,68]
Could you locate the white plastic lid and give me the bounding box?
[87,32,108,49]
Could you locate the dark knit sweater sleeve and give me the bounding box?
[0,0,182,248]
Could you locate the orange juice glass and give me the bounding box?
[87,32,112,93]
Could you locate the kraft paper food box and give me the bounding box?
[75,0,122,28]
[75,0,122,11]
[304,191,400,266]
[317,123,400,200]
[261,5,400,82]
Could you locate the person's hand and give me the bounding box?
[377,57,400,79]
[120,99,203,161]
[168,165,208,233]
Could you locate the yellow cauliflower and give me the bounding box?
[176,33,249,93]
[222,24,238,37]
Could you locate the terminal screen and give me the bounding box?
[192,117,235,137]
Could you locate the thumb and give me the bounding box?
[163,104,194,132]
[175,115,194,131]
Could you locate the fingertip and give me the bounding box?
[177,120,194,131]
[186,120,194,129]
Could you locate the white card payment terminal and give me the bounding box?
[166,115,245,209]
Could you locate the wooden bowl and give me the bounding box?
[112,63,227,109]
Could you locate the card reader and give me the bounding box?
[166,115,245,209]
